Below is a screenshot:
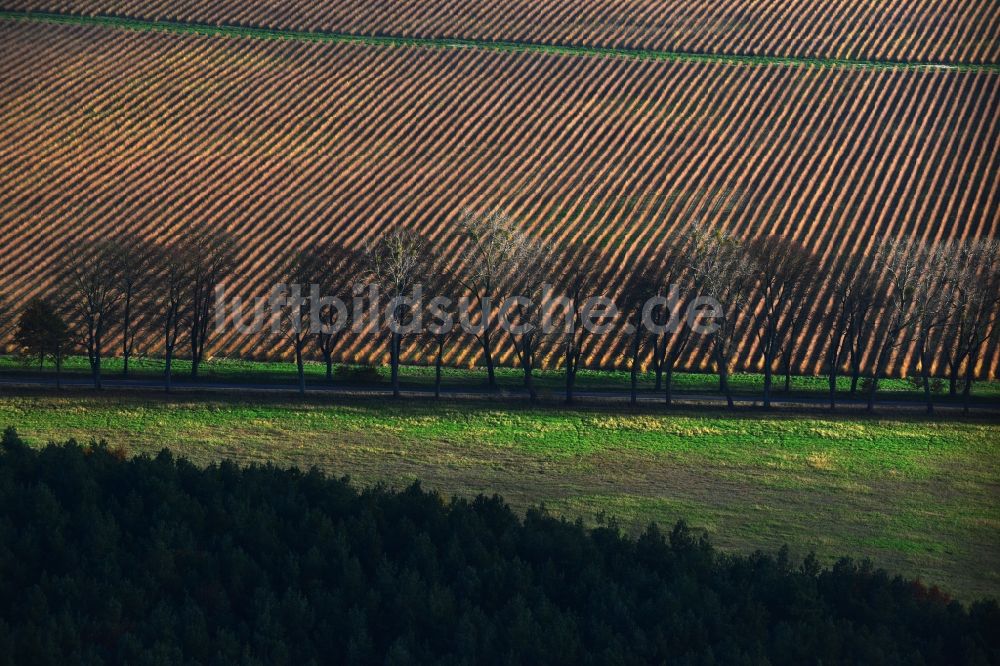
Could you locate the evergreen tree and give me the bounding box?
[13,298,71,387]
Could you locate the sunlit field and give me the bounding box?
[3,391,996,601]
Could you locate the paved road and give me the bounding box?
[3,375,998,416]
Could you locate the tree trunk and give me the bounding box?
[721,367,734,410]
[783,366,791,394]
[630,364,638,406]
[629,322,642,406]
[664,365,673,408]
[763,360,773,410]
[296,344,305,396]
[866,374,878,413]
[164,346,174,393]
[190,322,202,379]
[481,326,496,389]
[434,341,444,400]
[91,341,102,391]
[391,332,401,398]
[485,354,496,390]
[920,340,933,415]
[320,332,341,383]
[652,329,663,392]
[55,351,62,391]
[565,352,576,405]
[717,352,734,410]
[190,304,204,379]
[122,298,132,379]
[828,368,837,411]
[866,331,894,413]
[521,340,536,403]
[849,341,861,395]
[827,339,841,411]
[525,367,536,403]
[918,334,933,415]
[962,363,974,415]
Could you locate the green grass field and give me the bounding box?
[2,391,997,601]
[4,354,999,401]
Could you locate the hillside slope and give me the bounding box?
[1,19,997,374]
[3,0,998,63]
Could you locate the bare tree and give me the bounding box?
[63,240,123,389]
[686,225,750,410]
[911,241,960,415]
[274,250,322,396]
[271,244,357,394]
[503,239,553,403]
[825,251,878,410]
[649,271,670,393]
[364,228,428,398]
[655,196,744,395]
[424,253,462,400]
[148,241,190,393]
[556,245,603,405]
[620,258,658,406]
[865,238,926,412]
[454,209,530,390]
[655,229,703,408]
[185,228,237,379]
[779,265,820,395]
[825,263,853,410]
[314,244,358,383]
[745,236,817,409]
[940,254,973,399]
[115,235,154,378]
[941,239,1000,413]
[641,240,696,407]
[846,267,880,397]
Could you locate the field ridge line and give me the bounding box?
[2,10,999,72]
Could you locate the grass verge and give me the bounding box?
[3,354,998,402]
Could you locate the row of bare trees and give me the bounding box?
[3,228,237,391]
[2,212,998,412]
[666,229,1000,414]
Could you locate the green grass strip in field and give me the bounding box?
[2,11,998,72]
